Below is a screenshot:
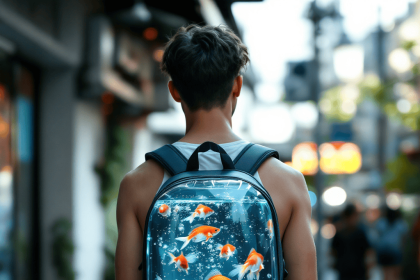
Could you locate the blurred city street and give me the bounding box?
[0,0,419,279]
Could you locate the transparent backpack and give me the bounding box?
[141,142,286,280]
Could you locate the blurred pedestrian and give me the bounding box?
[375,206,408,280]
[331,203,375,280]
[411,211,420,277]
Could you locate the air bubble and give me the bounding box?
[267,274,272,278]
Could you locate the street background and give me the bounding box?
[0,0,419,279]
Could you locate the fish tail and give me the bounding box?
[167,252,176,264]
[182,212,196,223]
[229,264,248,280]
[247,271,255,280]
[216,244,223,250]
[175,236,190,250]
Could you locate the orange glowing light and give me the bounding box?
[319,141,362,174]
[2,165,12,172]
[153,49,164,62]
[0,84,5,101]
[101,92,115,104]
[0,119,9,138]
[291,142,318,175]
[143,27,158,41]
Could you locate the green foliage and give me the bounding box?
[96,111,132,279]
[384,153,420,194]
[319,86,361,122]
[51,218,75,280]
[402,40,416,51]
[95,120,130,207]
[359,75,420,130]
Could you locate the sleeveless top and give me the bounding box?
[159,140,263,187]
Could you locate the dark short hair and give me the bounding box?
[161,24,249,111]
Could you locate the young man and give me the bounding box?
[115,25,317,280]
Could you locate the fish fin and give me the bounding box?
[192,233,206,242]
[256,271,260,280]
[175,237,190,250]
[185,252,198,264]
[247,271,255,280]
[167,252,176,264]
[229,264,248,280]
[182,212,196,223]
[249,248,256,255]
[155,275,162,280]
[216,243,224,250]
[205,269,223,280]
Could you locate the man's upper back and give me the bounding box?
[116,140,316,279]
[121,141,309,240]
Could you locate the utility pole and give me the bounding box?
[307,1,325,278]
[376,8,387,181]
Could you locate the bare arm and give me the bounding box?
[115,161,164,280]
[259,159,317,280]
[115,175,143,280]
[282,173,317,279]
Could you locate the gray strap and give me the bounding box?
[145,145,187,176]
[234,144,279,174]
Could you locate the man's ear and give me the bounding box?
[168,81,182,103]
[232,75,243,98]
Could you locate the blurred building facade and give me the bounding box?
[0,0,257,279]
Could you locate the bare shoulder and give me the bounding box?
[258,157,308,197]
[257,157,311,237]
[117,160,165,228]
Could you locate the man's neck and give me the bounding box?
[178,108,241,144]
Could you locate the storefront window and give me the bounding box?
[0,51,36,280]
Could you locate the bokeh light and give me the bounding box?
[153,49,164,62]
[319,142,362,174]
[143,27,158,40]
[308,191,317,207]
[365,193,381,209]
[322,186,347,206]
[291,142,318,175]
[388,48,412,73]
[290,102,318,129]
[333,44,364,82]
[399,17,420,41]
[321,223,336,239]
[386,193,402,210]
[249,104,295,143]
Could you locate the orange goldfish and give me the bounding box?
[183,204,215,223]
[216,243,236,260]
[205,269,232,280]
[176,225,221,250]
[267,219,274,239]
[167,251,197,274]
[158,204,171,217]
[229,248,264,280]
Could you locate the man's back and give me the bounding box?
[116,140,316,280]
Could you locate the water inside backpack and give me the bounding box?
[146,179,279,280]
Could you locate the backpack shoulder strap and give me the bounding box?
[233,143,279,175]
[145,145,188,176]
